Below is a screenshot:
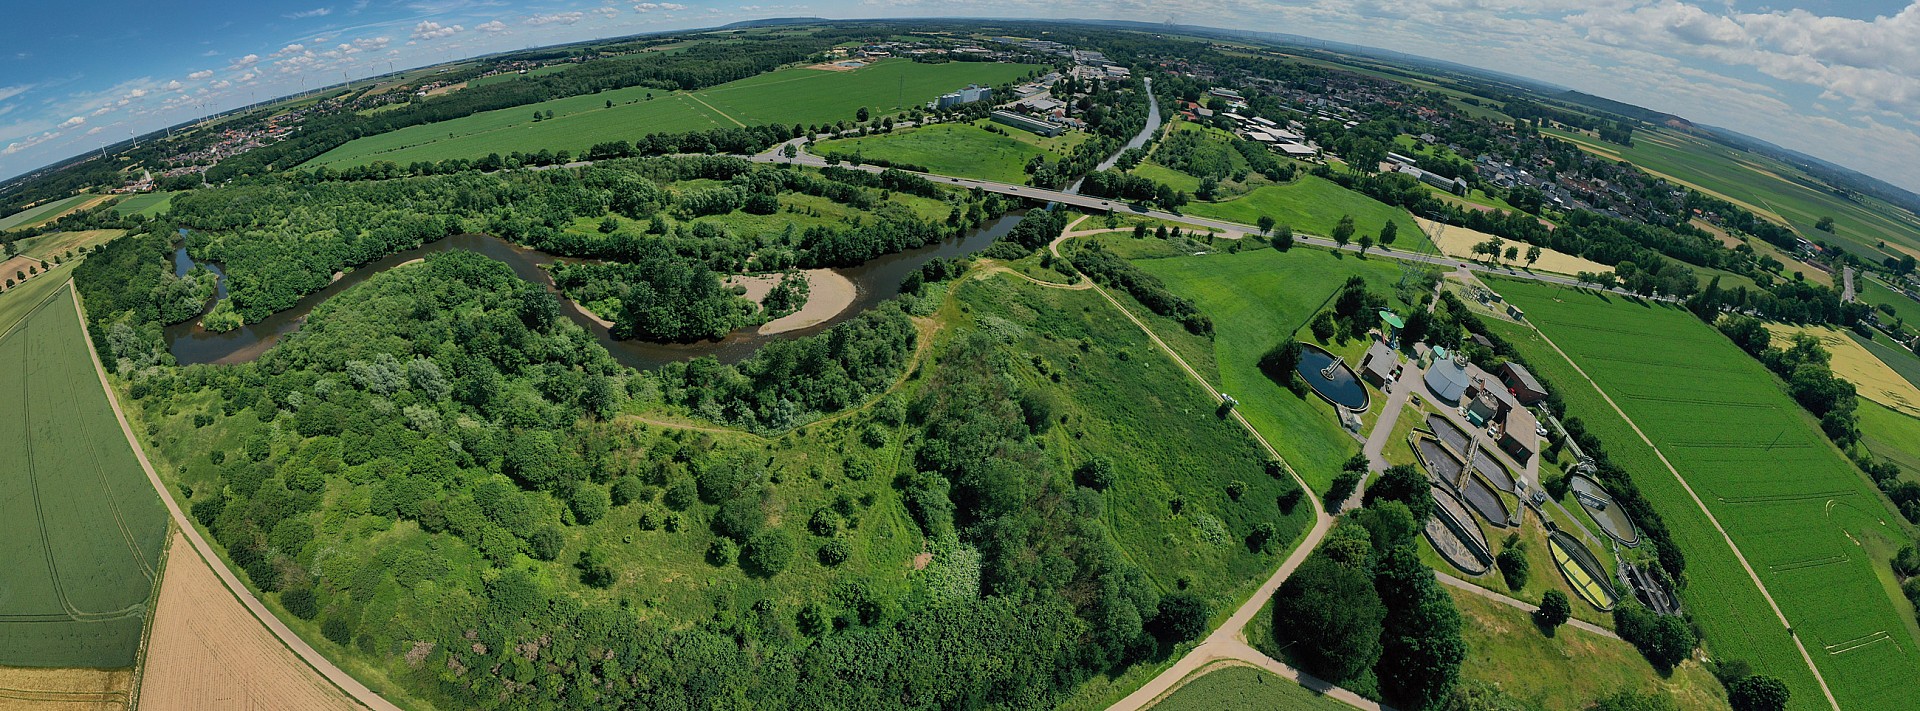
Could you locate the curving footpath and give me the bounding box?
[70,283,400,711]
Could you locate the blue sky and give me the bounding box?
[5,1,1920,194]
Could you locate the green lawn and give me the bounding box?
[1150,665,1350,711]
[0,194,94,230]
[1134,247,1414,492]
[110,192,176,217]
[0,283,169,667]
[307,60,1037,169]
[1449,587,1730,711]
[1177,175,1437,254]
[815,123,1052,184]
[1542,127,1920,260]
[1494,278,1920,711]
[1858,399,1920,482]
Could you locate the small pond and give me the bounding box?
[1294,343,1370,411]
[165,212,1026,370]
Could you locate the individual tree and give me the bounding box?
[1363,464,1433,521]
[1815,216,1835,232]
[1525,244,1542,268]
[1258,340,1303,391]
[280,587,319,620]
[743,530,794,576]
[1379,220,1398,248]
[529,525,564,561]
[1325,470,1362,513]
[1332,215,1356,248]
[1504,245,1520,262]
[1534,590,1571,632]
[1074,457,1116,491]
[569,483,611,525]
[1496,538,1529,591]
[1358,233,1374,255]
[1271,554,1384,682]
[1726,675,1790,711]
[855,106,870,122]
[1273,224,1295,251]
[1258,215,1276,235]
[817,538,850,567]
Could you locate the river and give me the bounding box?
[165,212,1025,370]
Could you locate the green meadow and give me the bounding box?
[815,121,1066,184]
[1149,665,1351,711]
[109,192,177,218]
[1176,175,1436,254]
[1496,278,1920,711]
[307,60,1037,169]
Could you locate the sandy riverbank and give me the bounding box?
[760,269,855,335]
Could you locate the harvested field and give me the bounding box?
[0,195,98,231]
[0,666,130,710]
[16,230,124,261]
[1419,217,1609,276]
[1764,323,1920,417]
[137,530,357,711]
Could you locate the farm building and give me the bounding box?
[1499,361,1549,404]
[989,110,1062,137]
[1359,340,1398,387]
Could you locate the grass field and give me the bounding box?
[0,195,96,231]
[1176,175,1436,254]
[1543,127,1920,260]
[1495,278,1920,711]
[110,192,176,217]
[1856,276,1920,331]
[307,60,1038,169]
[1134,247,1417,492]
[1449,587,1730,711]
[1149,664,1350,711]
[814,122,1057,184]
[1857,399,1920,483]
[0,283,169,668]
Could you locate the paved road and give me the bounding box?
[71,282,397,711]
[1843,265,1857,302]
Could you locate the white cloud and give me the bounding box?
[354,36,391,50]
[0,85,30,103]
[285,7,333,19]
[58,116,84,129]
[85,126,103,135]
[411,21,463,40]
[272,43,307,58]
[163,80,183,91]
[477,20,509,33]
[227,53,260,70]
[91,106,113,116]
[188,69,214,80]
[594,7,619,18]
[526,11,585,26]
[633,2,687,11]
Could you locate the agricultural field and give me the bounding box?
[1448,587,1730,711]
[1418,216,1609,276]
[1175,175,1436,254]
[0,194,97,231]
[1479,314,1825,709]
[1496,277,1920,711]
[814,121,1061,184]
[13,229,124,262]
[1148,664,1349,711]
[1543,126,1920,260]
[307,60,1038,169]
[0,283,170,668]
[1133,246,1417,492]
[1763,323,1920,417]
[109,192,176,218]
[138,531,359,711]
[1856,276,1920,331]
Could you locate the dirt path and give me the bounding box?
[1521,310,1841,711]
[685,93,746,128]
[69,283,398,711]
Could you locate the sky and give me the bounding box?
[4,0,1920,194]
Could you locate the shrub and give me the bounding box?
[1496,543,1529,592]
[743,530,794,576]
[1225,480,1247,501]
[611,476,647,506]
[1074,458,1116,491]
[1726,675,1790,711]
[281,587,319,620]
[663,477,698,510]
[817,539,851,567]
[528,525,564,561]
[569,483,611,525]
[808,508,842,537]
[1151,591,1210,644]
[707,538,738,566]
[577,546,615,587]
[321,617,353,645]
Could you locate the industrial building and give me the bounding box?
[989,110,1062,137]
[933,85,993,109]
